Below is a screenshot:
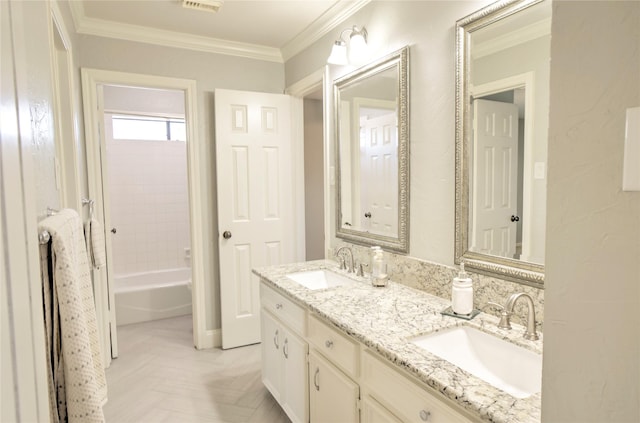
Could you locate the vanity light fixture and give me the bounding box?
[327,25,368,65]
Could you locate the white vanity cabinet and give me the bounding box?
[361,395,404,423]
[308,349,360,423]
[259,283,308,423]
[258,277,484,423]
[307,314,361,422]
[361,350,478,423]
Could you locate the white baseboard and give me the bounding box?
[196,328,222,349]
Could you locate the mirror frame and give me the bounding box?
[454,0,545,288]
[334,46,410,253]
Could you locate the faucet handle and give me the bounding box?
[487,302,512,330]
[487,301,504,311]
[336,255,346,270]
[356,263,368,277]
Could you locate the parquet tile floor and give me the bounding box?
[103,315,290,423]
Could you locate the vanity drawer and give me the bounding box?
[260,281,306,336]
[361,350,476,423]
[307,314,359,378]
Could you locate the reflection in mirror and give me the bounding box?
[335,47,409,253]
[456,0,550,287]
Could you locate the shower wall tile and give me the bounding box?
[107,139,191,276]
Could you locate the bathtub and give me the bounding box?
[114,268,192,326]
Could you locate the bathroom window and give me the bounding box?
[111,115,186,141]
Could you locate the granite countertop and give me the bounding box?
[253,259,542,423]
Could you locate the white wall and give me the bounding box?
[542,1,640,421]
[286,0,495,266]
[21,0,61,215]
[75,34,285,332]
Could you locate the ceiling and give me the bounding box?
[70,0,370,62]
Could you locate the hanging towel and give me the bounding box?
[85,218,106,269]
[39,209,107,423]
[40,242,66,423]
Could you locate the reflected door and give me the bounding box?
[215,89,294,349]
[471,99,519,258]
[360,111,398,235]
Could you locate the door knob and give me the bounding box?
[222,230,232,239]
[510,215,520,222]
[111,228,117,234]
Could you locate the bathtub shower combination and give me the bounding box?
[114,268,192,326]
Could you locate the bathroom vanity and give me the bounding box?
[254,260,542,423]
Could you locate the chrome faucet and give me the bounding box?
[335,246,354,273]
[491,293,539,341]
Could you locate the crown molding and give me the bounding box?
[281,0,371,62]
[67,0,372,63]
[69,2,283,63]
[473,17,551,59]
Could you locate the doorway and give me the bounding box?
[102,85,192,332]
[81,69,208,366]
[303,89,325,260]
[287,68,327,261]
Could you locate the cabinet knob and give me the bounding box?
[275,303,283,310]
[283,338,289,359]
[419,410,431,421]
[325,340,334,349]
[273,329,279,349]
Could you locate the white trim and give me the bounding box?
[50,1,82,212]
[472,71,536,263]
[286,69,327,261]
[323,66,333,257]
[81,69,209,354]
[473,17,551,59]
[286,68,324,98]
[68,0,371,64]
[281,0,372,61]
[1,1,52,419]
[199,329,222,349]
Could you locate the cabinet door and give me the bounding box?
[261,309,282,401]
[309,350,359,423]
[362,395,403,423]
[281,328,308,423]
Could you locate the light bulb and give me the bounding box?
[327,40,348,65]
[348,27,368,65]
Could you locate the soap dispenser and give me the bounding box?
[370,247,388,287]
[451,262,473,315]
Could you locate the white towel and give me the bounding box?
[85,218,106,269]
[39,209,107,423]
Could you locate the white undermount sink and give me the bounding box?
[410,326,542,399]
[286,269,358,290]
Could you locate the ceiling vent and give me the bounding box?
[182,0,223,13]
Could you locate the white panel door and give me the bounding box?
[215,89,294,349]
[360,110,398,235]
[471,99,519,258]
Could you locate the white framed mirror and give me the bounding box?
[335,46,409,253]
[455,0,550,287]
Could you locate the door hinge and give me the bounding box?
[356,397,361,411]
